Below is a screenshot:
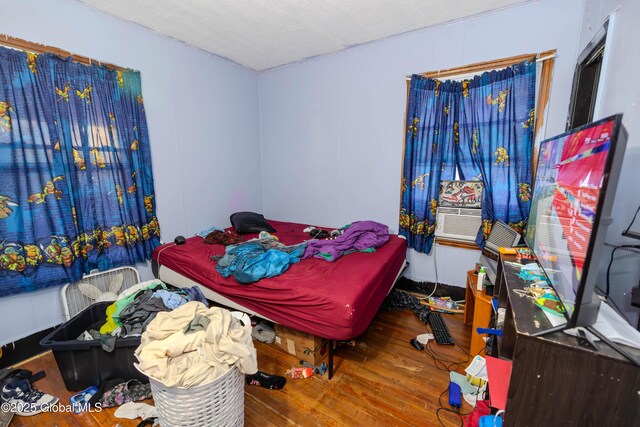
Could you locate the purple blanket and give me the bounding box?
[303,220,390,262]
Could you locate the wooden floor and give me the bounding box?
[9,309,473,426]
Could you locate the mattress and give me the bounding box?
[153,220,407,340]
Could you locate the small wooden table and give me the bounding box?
[464,270,493,356]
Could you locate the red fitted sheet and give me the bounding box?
[152,220,406,340]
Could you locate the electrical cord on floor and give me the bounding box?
[436,342,490,426]
[414,292,434,301]
[433,365,479,426]
[436,388,473,427]
[423,339,470,373]
[422,324,477,426]
[428,323,495,426]
[482,385,492,412]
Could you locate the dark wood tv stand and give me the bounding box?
[491,253,640,426]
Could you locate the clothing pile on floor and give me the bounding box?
[135,301,258,387]
[382,289,431,324]
[78,379,157,425]
[76,279,209,352]
[88,378,153,408]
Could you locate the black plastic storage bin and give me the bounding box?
[40,301,148,391]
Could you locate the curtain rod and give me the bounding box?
[405,51,557,81]
[536,53,557,62]
[0,33,128,71]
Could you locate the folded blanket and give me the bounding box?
[303,220,390,262]
[135,302,257,388]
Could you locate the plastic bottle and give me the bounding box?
[477,267,486,291]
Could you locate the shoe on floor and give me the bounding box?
[252,322,275,343]
[246,371,286,390]
[0,378,59,416]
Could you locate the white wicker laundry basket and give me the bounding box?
[149,366,245,427]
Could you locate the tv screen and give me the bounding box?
[525,115,627,327]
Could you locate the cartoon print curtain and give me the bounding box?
[399,77,458,253]
[0,46,160,297]
[400,60,535,253]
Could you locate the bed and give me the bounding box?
[152,220,407,377]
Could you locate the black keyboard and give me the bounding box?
[428,311,454,345]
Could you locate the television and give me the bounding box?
[525,114,627,328]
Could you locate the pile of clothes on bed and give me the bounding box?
[214,232,306,284]
[76,279,210,352]
[208,220,390,284]
[303,220,389,261]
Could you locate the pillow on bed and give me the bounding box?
[230,212,276,234]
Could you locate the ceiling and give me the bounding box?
[75,0,534,72]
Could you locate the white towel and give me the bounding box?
[114,402,157,420]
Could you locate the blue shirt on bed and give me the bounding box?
[215,238,306,284]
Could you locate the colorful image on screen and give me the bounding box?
[526,119,614,313]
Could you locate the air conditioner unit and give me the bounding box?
[435,207,482,242]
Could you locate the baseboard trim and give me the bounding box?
[0,327,55,369]
[396,277,466,302]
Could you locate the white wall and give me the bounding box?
[0,0,261,345]
[259,0,584,286]
[580,0,640,326]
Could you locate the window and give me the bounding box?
[400,52,556,252]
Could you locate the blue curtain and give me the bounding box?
[400,60,535,253]
[456,61,535,242]
[400,78,458,253]
[0,47,160,297]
